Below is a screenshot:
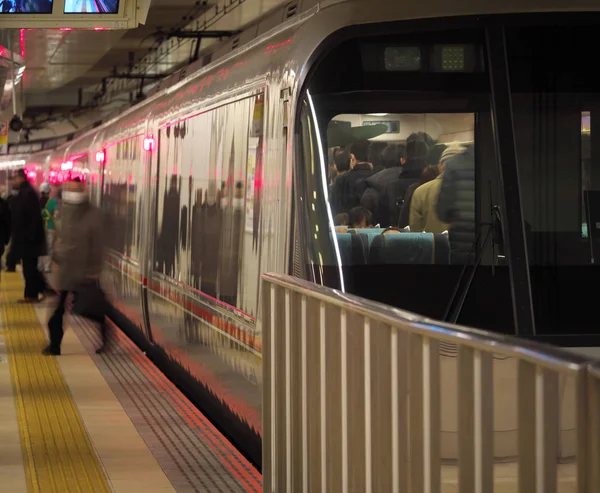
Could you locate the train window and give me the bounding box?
[102,136,143,261]
[506,24,600,335]
[153,94,263,317]
[299,103,512,331]
[324,112,476,272]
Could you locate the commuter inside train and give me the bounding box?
[334,212,349,226]
[348,206,373,229]
[398,154,444,228]
[361,134,429,228]
[327,146,340,186]
[330,141,373,215]
[359,142,405,226]
[436,143,475,264]
[409,144,465,233]
[329,148,352,214]
[367,141,388,173]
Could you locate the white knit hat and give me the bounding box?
[440,142,467,164]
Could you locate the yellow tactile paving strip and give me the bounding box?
[1,273,112,493]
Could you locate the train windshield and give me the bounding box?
[298,17,600,340]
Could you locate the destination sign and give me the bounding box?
[0,0,148,28]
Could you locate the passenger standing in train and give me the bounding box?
[409,144,465,233]
[398,145,446,228]
[367,141,388,173]
[329,148,352,214]
[10,169,47,302]
[40,183,58,273]
[377,134,429,227]
[331,141,373,214]
[359,143,404,226]
[44,178,105,356]
[436,144,475,264]
[398,163,441,228]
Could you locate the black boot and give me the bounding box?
[42,345,61,356]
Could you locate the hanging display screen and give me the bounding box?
[0,0,53,14]
[64,0,119,13]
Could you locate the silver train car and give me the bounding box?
[4,0,600,467]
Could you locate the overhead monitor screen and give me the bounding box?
[64,0,119,13]
[0,0,53,13]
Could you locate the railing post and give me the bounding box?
[301,295,308,493]
[458,348,494,493]
[261,280,273,493]
[518,362,559,493]
[410,335,441,493]
[583,367,600,493]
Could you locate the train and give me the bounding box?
[1,0,599,468]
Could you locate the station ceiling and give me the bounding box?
[4,0,288,135]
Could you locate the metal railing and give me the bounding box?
[261,273,600,493]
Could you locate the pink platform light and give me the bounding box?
[143,136,155,152]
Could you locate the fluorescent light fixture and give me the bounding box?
[0,159,26,167]
[367,113,388,117]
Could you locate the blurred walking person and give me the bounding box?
[44,178,106,356]
[10,169,46,302]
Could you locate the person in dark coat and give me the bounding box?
[398,164,441,228]
[436,144,475,264]
[5,180,19,272]
[361,135,429,227]
[10,169,46,302]
[398,143,447,228]
[359,143,404,226]
[0,191,10,270]
[330,141,373,214]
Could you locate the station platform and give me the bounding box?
[0,273,262,493]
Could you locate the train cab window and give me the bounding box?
[299,29,513,333]
[506,24,600,336]
[326,113,474,264]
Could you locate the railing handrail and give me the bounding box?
[262,273,592,373]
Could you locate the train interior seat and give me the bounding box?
[333,230,450,265]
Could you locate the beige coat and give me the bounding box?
[54,202,104,291]
[409,175,450,234]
